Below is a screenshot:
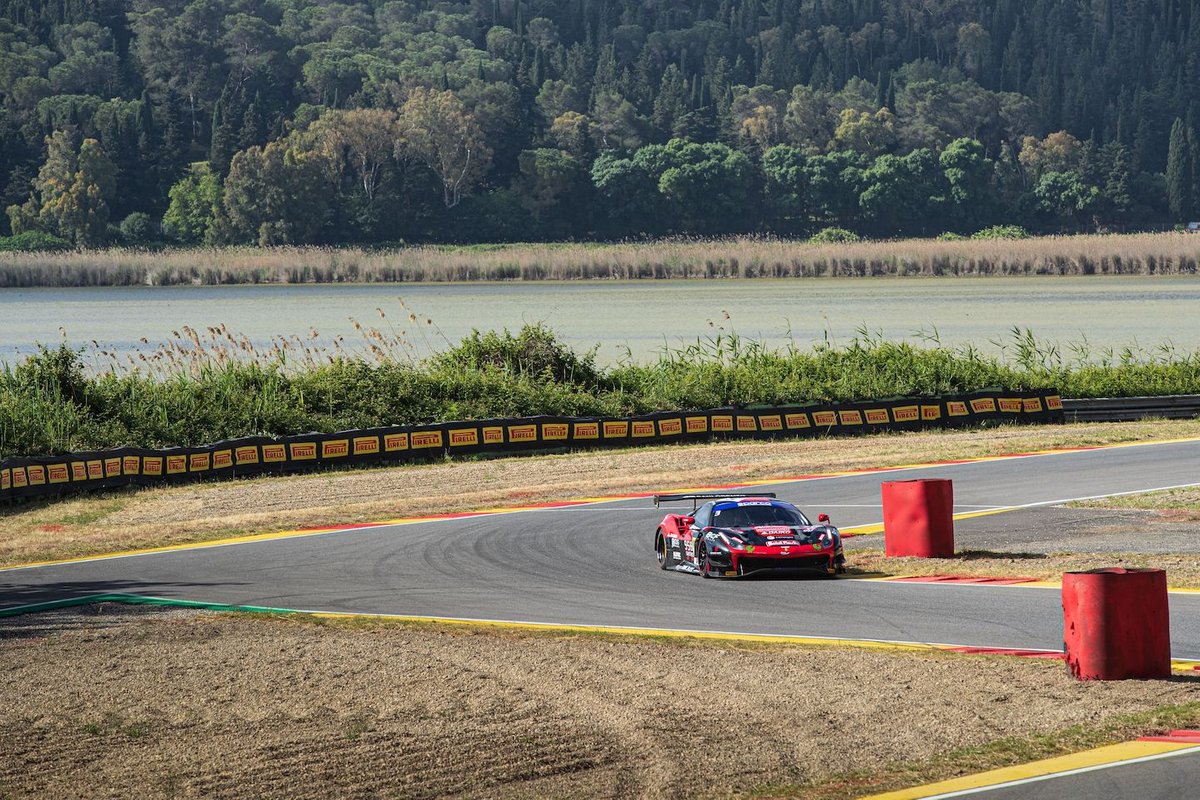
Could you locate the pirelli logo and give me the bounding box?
[411,431,444,449]
[1046,395,1063,411]
[839,410,864,426]
[970,398,997,414]
[921,405,941,421]
[12,468,27,488]
[758,415,783,431]
[0,469,9,491]
[263,444,287,462]
[736,415,757,432]
[685,416,708,434]
[212,449,233,469]
[27,465,46,485]
[658,418,683,436]
[541,423,569,441]
[572,422,599,440]
[236,445,260,464]
[189,452,211,471]
[71,462,87,481]
[87,460,104,479]
[353,436,380,455]
[123,455,141,474]
[812,410,837,426]
[166,455,186,475]
[483,427,505,444]
[998,398,1023,413]
[448,429,479,447]
[105,457,122,477]
[865,409,890,424]
[711,415,733,432]
[321,439,350,457]
[508,424,537,442]
[785,413,810,429]
[631,421,655,438]
[383,433,409,452]
[48,464,70,484]
[947,401,969,417]
[603,421,628,438]
[288,443,317,461]
[1022,397,1043,413]
[893,405,919,422]
[143,457,163,476]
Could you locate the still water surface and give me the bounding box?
[3,276,1199,365]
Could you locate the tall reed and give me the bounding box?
[2,232,1199,287]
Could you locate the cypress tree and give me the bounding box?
[1166,116,1191,219]
[209,95,238,176]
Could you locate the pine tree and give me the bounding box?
[1166,116,1192,219]
[209,95,238,176]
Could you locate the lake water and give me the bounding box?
[2,276,1200,366]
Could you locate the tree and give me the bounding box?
[1166,117,1192,220]
[7,132,116,247]
[398,88,492,208]
[761,145,809,232]
[939,138,993,229]
[516,148,586,230]
[161,162,222,244]
[309,108,400,207]
[218,140,331,244]
[1034,171,1100,227]
[830,108,897,156]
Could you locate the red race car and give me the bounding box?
[653,493,846,578]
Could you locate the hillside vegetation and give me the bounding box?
[2,1,1200,249]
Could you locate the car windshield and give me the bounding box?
[711,504,809,528]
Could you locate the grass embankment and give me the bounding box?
[2,231,1199,286]
[6,322,1200,458]
[2,607,1197,799]
[4,418,1199,569]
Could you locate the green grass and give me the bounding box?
[4,322,1200,458]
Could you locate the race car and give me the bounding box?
[653,492,846,578]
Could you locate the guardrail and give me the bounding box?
[1062,395,1200,422]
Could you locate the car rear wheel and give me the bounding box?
[656,530,675,570]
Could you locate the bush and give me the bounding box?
[119,212,157,244]
[809,227,861,244]
[935,232,965,241]
[971,225,1029,240]
[0,231,71,252]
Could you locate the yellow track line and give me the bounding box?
[864,740,1200,799]
[4,434,1200,573]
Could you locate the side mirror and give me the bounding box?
[818,513,830,523]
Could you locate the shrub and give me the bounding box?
[119,212,157,244]
[0,231,71,252]
[809,227,861,244]
[971,225,1029,240]
[936,231,965,241]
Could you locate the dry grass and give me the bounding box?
[1,607,1198,799]
[848,551,1200,587]
[3,231,1199,286]
[3,419,1199,566]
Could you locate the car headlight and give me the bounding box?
[719,533,745,551]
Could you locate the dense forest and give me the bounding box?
[1,0,1199,247]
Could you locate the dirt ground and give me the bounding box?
[1,605,1198,800]
[4,419,1200,567]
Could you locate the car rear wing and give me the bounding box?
[653,492,777,511]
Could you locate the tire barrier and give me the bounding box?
[881,478,955,558]
[1062,568,1171,681]
[0,388,1062,505]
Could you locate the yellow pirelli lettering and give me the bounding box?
[998,397,1023,413]
[212,449,233,469]
[710,415,733,432]
[685,416,708,433]
[507,424,538,442]
[71,462,87,481]
[865,409,890,424]
[812,411,837,426]
[11,468,27,488]
[235,445,260,464]
[352,436,380,455]
[541,423,569,441]
[839,410,864,426]
[736,415,758,432]
[970,397,997,413]
[321,439,350,457]
[27,465,46,485]
[785,412,811,429]
[603,421,629,438]
[758,415,783,431]
[47,464,70,484]
[921,405,942,421]
[572,422,599,440]
[631,420,656,438]
[658,418,683,436]
[188,452,211,471]
[262,444,287,462]
[105,457,122,477]
[87,460,104,479]
[122,455,140,474]
[1023,397,1043,412]
[383,433,408,452]
[165,455,187,475]
[411,431,443,449]
[1046,395,1063,410]
[448,429,479,447]
[482,426,505,444]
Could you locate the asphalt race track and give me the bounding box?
[3,438,1200,658]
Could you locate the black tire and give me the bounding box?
[699,545,715,578]
[656,530,675,570]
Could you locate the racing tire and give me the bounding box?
[656,530,675,570]
[698,546,715,579]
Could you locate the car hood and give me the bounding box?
[720,525,832,544]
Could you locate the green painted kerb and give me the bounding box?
[0,593,302,619]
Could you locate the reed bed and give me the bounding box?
[2,233,1199,287]
[4,320,1200,459]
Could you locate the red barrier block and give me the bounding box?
[1062,568,1170,681]
[881,479,954,558]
